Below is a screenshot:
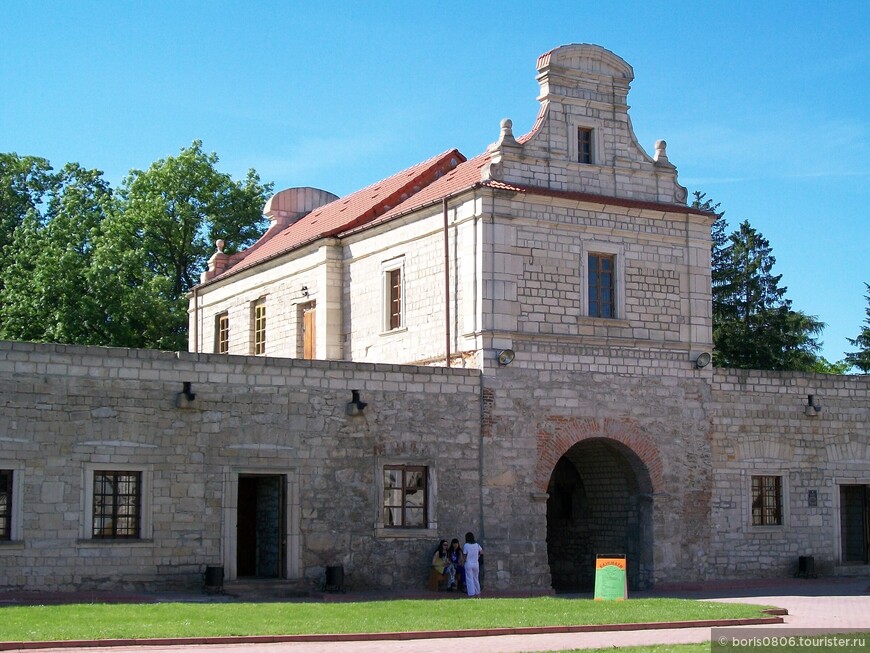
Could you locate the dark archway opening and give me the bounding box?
[546,438,653,592]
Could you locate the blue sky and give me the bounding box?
[2,1,868,364]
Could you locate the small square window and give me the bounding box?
[578,127,593,164]
[383,465,427,528]
[252,299,266,355]
[215,312,229,354]
[588,253,615,318]
[92,471,142,539]
[752,475,782,526]
[0,469,12,541]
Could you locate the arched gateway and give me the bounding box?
[538,418,660,592]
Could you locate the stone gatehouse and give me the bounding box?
[1,342,867,593]
[1,44,868,593]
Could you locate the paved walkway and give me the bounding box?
[2,576,869,653]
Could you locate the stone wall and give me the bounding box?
[342,199,481,365]
[0,342,481,592]
[709,368,870,578]
[490,193,711,350]
[479,361,715,590]
[2,340,869,593]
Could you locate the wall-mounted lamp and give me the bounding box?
[694,352,712,369]
[176,382,197,408]
[497,349,515,366]
[805,394,822,417]
[346,389,368,416]
[301,285,309,297]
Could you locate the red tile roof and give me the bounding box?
[339,109,549,236]
[199,106,710,287]
[203,149,465,284]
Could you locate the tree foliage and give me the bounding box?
[845,283,870,372]
[0,163,114,344]
[693,192,825,372]
[0,153,55,238]
[118,141,271,300]
[0,143,272,351]
[809,357,852,375]
[0,154,56,287]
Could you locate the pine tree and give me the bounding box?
[693,192,737,331]
[694,192,825,371]
[845,283,870,372]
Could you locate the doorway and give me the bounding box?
[840,485,870,564]
[300,302,316,359]
[546,437,653,591]
[237,475,286,578]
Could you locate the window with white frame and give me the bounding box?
[382,258,405,332]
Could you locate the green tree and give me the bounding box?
[0,143,272,351]
[845,283,870,372]
[0,153,55,239]
[693,191,737,332]
[0,153,58,290]
[0,163,114,344]
[117,141,272,301]
[703,208,824,371]
[809,357,852,375]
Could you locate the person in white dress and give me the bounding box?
[462,531,483,597]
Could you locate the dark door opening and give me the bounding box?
[546,438,653,592]
[841,485,870,564]
[237,475,286,578]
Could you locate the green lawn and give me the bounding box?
[0,597,774,642]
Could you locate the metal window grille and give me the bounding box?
[752,475,783,526]
[92,471,141,538]
[0,470,11,541]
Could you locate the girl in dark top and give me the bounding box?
[447,538,465,590]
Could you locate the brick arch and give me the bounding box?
[535,416,664,493]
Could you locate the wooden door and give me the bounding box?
[302,303,316,359]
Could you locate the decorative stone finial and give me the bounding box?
[654,140,668,163]
[488,117,520,154]
[201,239,231,282]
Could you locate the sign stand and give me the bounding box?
[593,554,627,601]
